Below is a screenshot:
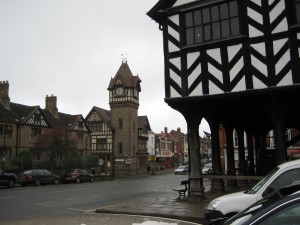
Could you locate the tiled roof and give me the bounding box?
[1,100,86,132]
[138,115,151,130]
[92,106,111,123]
[0,102,21,123]
[108,62,141,90]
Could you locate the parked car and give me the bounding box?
[174,165,189,175]
[209,183,300,225]
[202,163,212,174]
[18,169,60,186]
[0,168,17,188]
[205,159,300,220]
[63,169,94,183]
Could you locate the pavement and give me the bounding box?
[95,169,253,225]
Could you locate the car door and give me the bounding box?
[42,169,53,184]
[78,170,86,181]
[82,170,89,181]
[0,169,6,185]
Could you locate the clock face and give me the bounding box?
[115,87,124,96]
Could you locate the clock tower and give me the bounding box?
[108,60,141,175]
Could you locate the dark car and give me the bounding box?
[18,169,60,186]
[210,183,300,225]
[0,168,17,188]
[63,169,94,183]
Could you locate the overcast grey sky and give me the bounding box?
[0,0,209,135]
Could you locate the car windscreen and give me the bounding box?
[245,166,280,194]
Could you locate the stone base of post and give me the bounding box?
[189,177,205,197]
[225,179,238,188]
[211,178,225,193]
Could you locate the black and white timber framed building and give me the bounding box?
[148,0,300,194]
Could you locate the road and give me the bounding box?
[0,172,210,222]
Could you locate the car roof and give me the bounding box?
[278,159,300,169]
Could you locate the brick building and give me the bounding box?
[0,81,90,168]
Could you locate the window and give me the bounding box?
[0,124,12,137]
[96,138,107,150]
[77,121,83,130]
[119,119,123,129]
[184,0,240,46]
[296,0,300,23]
[88,122,103,132]
[119,142,122,154]
[31,128,41,139]
[33,112,41,125]
[77,133,83,142]
[233,130,238,148]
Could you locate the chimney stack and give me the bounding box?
[0,81,10,109]
[164,127,168,134]
[45,94,58,118]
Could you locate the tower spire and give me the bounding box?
[121,53,127,64]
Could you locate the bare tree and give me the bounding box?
[33,128,78,171]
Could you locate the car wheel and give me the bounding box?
[90,177,94,183]
[76,177,80,183]
[7,179,16,188]
[35,179,41,186]
[53,178,59,185]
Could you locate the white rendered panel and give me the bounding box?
[169,15,179,26]
[207,48,222,64]
[231,77,246,93]
[251,55,268,78]
[272,18,288,34]
[248,7,263,25]
[252,42,266,57]
[209,81,223,95]
[208,63,222,84]
[230,57,244,83]
[170,68,181,88]
[188,64,201,89]
[170,57,181,70]
[168,25,179,41]
[277,71,293,87]
[170,86,181,98]
[187,52,201,96]
[173,0,195,7]
[168,40,180,53]
[269,0,275,5]
[275,49,290,76]
[228,44,242,62]
[187,52,200,68]
[273,39,286,55]
[249,25,264,38]
[189,78,203,96]
[253,76,267,89]
[251,0,262,6]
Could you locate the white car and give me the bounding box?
[202,163,212,174]
[174,165,189,175]
[204,159,300,220]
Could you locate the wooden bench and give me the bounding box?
[172,180,189,199]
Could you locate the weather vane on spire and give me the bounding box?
[121,53,127,63]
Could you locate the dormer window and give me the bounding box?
[183,0,240,46]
